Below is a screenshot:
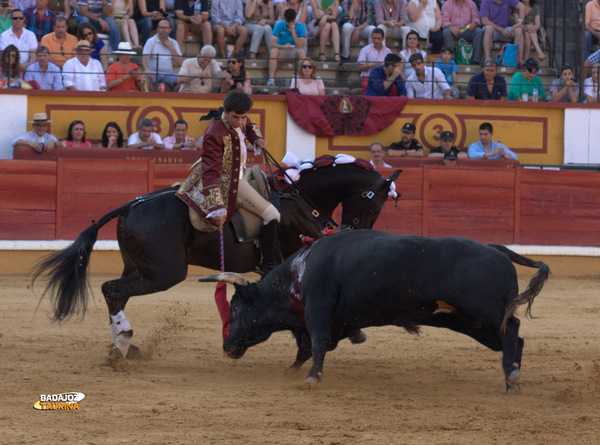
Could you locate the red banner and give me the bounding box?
[284,91,408,137]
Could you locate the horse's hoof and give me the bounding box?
[506,369,521,394]
[108,345,123,358]
[126,344,142,360]
[285,366,302,377]
[303,376,320,387]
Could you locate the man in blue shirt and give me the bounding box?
[365,53,406,97]
[466,58,507,100]
[468,122,517,160]
[24,45,62,89]
[267,8,306,87]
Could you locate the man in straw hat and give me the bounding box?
[62,39,107,91]
[12,112,63,153]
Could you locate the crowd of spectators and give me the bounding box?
[12,113,203,152]
[0,0,597,103]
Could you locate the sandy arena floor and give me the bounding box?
[1,272,599,444]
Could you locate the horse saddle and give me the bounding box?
[188,166,271,244]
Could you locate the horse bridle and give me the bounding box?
[343,176,398,229]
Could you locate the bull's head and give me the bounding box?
[198,273,283,359]
[341,169,402,230]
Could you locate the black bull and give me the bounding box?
[199,230,550,394]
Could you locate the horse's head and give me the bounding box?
[340,169,402,230]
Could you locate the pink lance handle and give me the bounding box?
[215,224,230,342]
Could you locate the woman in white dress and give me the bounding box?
[406,0,443,55]
[290,58,325,95]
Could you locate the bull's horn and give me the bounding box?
[198,272,249,286]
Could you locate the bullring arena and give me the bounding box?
[1,254,599,443]
[2,92,600,443]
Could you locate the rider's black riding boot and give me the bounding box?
[259,220,279,277]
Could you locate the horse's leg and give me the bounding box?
[102,260,188,358]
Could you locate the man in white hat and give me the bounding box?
[62,39,107,91]
[12,112,63,153]
[106,41,142,91]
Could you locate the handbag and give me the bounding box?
[496,43,519,67]
[456,39,473,65]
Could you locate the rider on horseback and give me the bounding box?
[176,90,280,276]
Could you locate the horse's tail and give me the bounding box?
[488,244,551,331]
[32,202,133,321]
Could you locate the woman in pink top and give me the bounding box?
[290,58,325,95]
[63,120,92,148]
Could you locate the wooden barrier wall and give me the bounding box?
[1,159,600,246]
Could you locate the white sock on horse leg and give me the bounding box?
[110,310,132,335]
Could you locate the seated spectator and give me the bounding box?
[399,30,426,81]
[307,0,341,63]
[12,112,63,153]
[368,141,392,168]
[443,148,460,166]
[435,46,459,98]
[267,8,306,87]
[99,121,125,148]
[275,0,307,24]
[163,119,201,150]
[40,16,78,69]
[585,0,600,59]
[406,0,443,55]
[290,57,325,95]
[244,0,274,59]
[508,57,545,101]
[584,63,600,103]
[0,2,13,35]
[24,0,56,42]
[467,121,517,160]
[481,0,525,62]
[77,0,120,52]
[365,52,406,97]
[78,22,107,71]
[357,28,391,92]
[340,0,375,61]
[519,0,544,61]
[428,130,467,159]
[113,0,140,50]
[0,8,38,66]
[24,45,62,89]
[466,58,507,100]
[406,52,452,99]
[64,0,78,35]
[127,117,165,149]
[220,52,250,93]
[211,0,248,58]
[550,65,579,104]
[176,44,222,93]
[174,0,211,51]
[142,19,182,90]
[583,46,600,79]
[374,0,409,49]
[106,41,142,91]
[62,120,92,147]
[0,43,25,87]
[62,39,107,90]
[387,122,424,157]
[136,0,176,44]
[441,0,482,66]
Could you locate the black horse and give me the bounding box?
[33,162,400,357]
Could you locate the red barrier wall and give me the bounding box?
[2,159,600,246]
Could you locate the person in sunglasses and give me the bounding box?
[220,52,250,94]
[176,43,223,93]
[0,8,38,66]
[40,16,78,69]
[289,57,325,95]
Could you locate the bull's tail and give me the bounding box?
[32,202,133,321]
[488,244,551,331]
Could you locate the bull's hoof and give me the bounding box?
[506,369,521,394]
[303,376,320,387]
[348,330,367,344]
